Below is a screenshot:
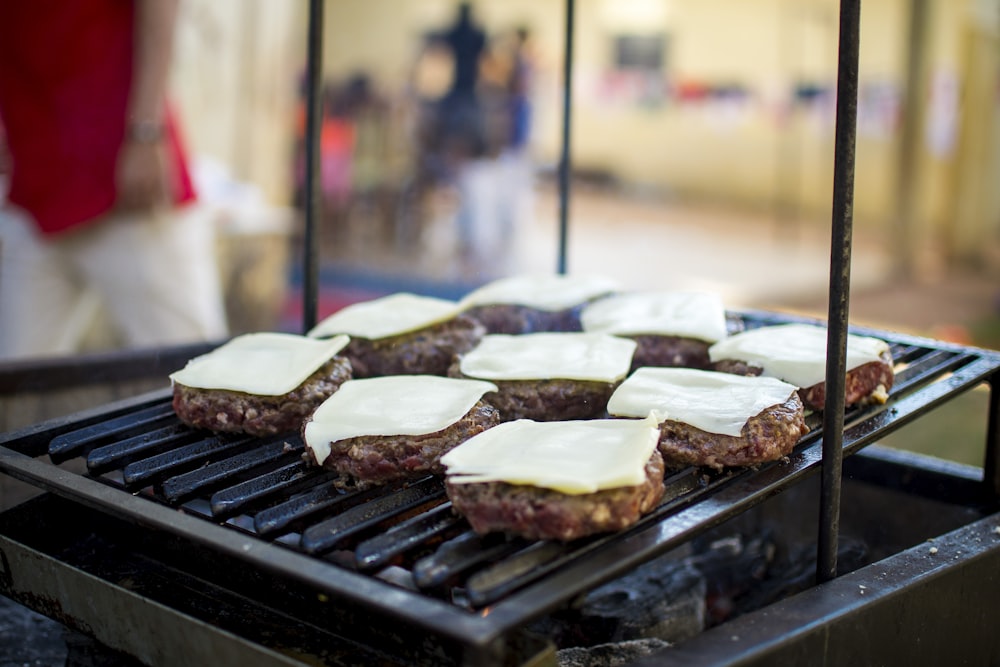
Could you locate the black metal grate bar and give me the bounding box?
[355,501,464,572]
[49,402,177,464]
[301,476,444,555]
[210,458,318,518]
[122,431,256,488]
[161,439,300,503]
[87,422,200,475]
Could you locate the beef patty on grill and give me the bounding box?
[172,357,353,437]
[446,450,665,542]
[654,393,809,470]
[303,400,500,489]
[447,361,618,422]
[345,314,485,378]
[713,350,894,412]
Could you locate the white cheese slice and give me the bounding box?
[303,375,498,466]
[607,367,800,437]
[581,291,728,342]
[440,417,660,494]
[459,273,619,312]
[306,292,461,340]
[169,332,349,396]
[708,323,890,388]
[458,333,636,382]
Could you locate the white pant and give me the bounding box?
[0,204,229,359]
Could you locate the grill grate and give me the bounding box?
[2,311,999,654]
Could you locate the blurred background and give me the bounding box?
[4,0,1000,464]
[159,0,999,341]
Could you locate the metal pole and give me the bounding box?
[556,0,575,275]
[302,0,324,333]
[817,0,860,584]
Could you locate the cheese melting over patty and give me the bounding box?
[303,375,498,466]
[607,367,800,437]
[169,332,349,396]
[581,290,728,342]
[458,273,619,311]
[708,323,890,388]
[458,333,636,382]
[306,292,461,340]
[441,417,660,494]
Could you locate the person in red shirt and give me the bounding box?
[0,0,227,358]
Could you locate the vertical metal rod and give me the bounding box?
[301,0,324,333]
[556,0,575,275]
[817,0,861,584]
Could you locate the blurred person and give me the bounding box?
[0,0,228,360]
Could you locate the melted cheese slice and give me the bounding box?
[708,323,890,388]
[581,291,728,342]
[169,332,349,396]
[459,273,619,311]
[607,367,799,437]
[441,417,660,494]
[306,292,461,340]
[303,375,498,465]
[458,333,636,382]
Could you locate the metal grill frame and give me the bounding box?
[2,311,999,665]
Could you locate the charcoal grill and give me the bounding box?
[2,312,999,665]
[3,1,1000,665]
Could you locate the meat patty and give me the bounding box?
[628,334,712,372]
[305,400,500,488]
[345,314,485,378]
[448,361,617,421]
[713,350,894,411]
[445,450,665,541]
[654,393,809,471]
[172,357,353,437]
[462,303,586,334]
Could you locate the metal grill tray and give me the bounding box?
[3,310,999,651]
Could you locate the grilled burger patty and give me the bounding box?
[627,334,712,371]
[305,400,500,488]
[344,314,485,378]
[445,450,665,542]
[462,303,586,334]
[654,393,809,471]
[713,350,894,411]
[172,357,353,437]
[448,362,617,421]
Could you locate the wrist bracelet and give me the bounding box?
[127,120,165,144]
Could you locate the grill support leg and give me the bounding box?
[817,0,861,584]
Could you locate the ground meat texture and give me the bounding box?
[445,450,665,542]
[344,314,485,378]
[448,362,617,421]
[628,335,712,372]
[462,304,587,334]
[172,357,353,437]
[797,353,895,411]
[713,350,894,412]
[655,393,809,471]
[307,401,500,487]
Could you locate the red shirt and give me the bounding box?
[0,0,195,235]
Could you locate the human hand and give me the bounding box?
[114,139,170,211]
